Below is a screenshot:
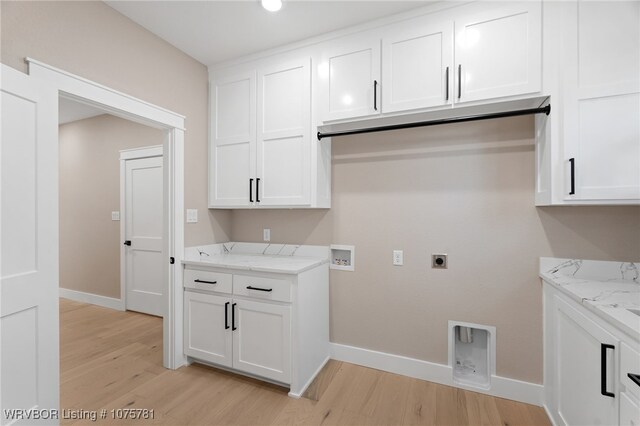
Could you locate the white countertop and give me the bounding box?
[183,242,329,275]
[540,257,640,341]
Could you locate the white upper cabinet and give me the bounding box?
[563,0,640,202]
[257,58,311,206]
[209,55,329,209]
[317,36,381,121]
[454,2,542,104]
[382,17,454,113]
[209,71,256,207]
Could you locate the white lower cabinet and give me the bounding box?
[545,283,640,426]
[555,297,618,426]
[184,289,291,384]
[233,299,291,383]
[183,264,329,395]
[184,291,233,367]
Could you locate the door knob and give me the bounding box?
[124,240,132,246]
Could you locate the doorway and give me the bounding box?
[28,58,188,371]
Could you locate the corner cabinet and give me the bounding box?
[209,55,330,209]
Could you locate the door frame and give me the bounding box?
[119,145,164,314]
[27,58,187,370]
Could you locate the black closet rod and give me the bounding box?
[317,104,551,140]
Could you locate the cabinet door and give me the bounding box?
[232,299,291,384]
[555,297,618,426]
[209,71,256,207]
[564,1,640,201]
[184,291,232,367]
[256,58,311,206]
[382,18,453,113]
[319,36,381,121]
[454,1,541,103]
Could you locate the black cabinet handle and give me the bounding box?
[232,303,237,331]
[224,302,230,330]
[445,66,450,101]
[601,343,615,398]
[256,178,260,202]
[124,240,131,246]
[249,178,254,202]
[194,279,217,285]
[374,80,378,111]
[628,373,640,388]
[569,158,575,195]
[457,65,462,99]
[246,286,273,292]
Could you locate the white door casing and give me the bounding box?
[121,148,164,317]
[26,58,186,372]
[1,64,59,423]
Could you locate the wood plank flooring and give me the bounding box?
[60,298,550,425]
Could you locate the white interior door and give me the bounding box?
[124,156,164,317]
[1,65,59,423]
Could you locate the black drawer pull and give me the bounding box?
[601,343,615,398]
[628,373,640,388]
[247,286,272,292]
[194,279,217,285]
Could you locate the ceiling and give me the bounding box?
[105,1,430,66]
[59,98,106,125]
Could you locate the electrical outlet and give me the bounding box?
[432,254,448,269]
[393,250,403,266]
[186,209,198,223]
[111,211,120,221]
[263,228,271,242]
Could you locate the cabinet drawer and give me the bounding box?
[622,343,640,401]
[184,268,232,294]
[233,275,291,302]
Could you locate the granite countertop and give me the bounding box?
[540,257,640,341]
[182,242,329,275]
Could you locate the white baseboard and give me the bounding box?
[330,342,543,407]
[59,288,124,311]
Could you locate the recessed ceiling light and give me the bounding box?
[261,0,282,12]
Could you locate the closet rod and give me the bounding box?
[317,104,551,140]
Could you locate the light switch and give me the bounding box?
[186,209,198,223]
[263,228,271,242]
[111,211,120,221]
[393,250,403,266]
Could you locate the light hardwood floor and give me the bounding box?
[60,298,550,425]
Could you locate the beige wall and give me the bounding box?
[1,0,230,246]
[59,114,162,298]
[232,116,640,384]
